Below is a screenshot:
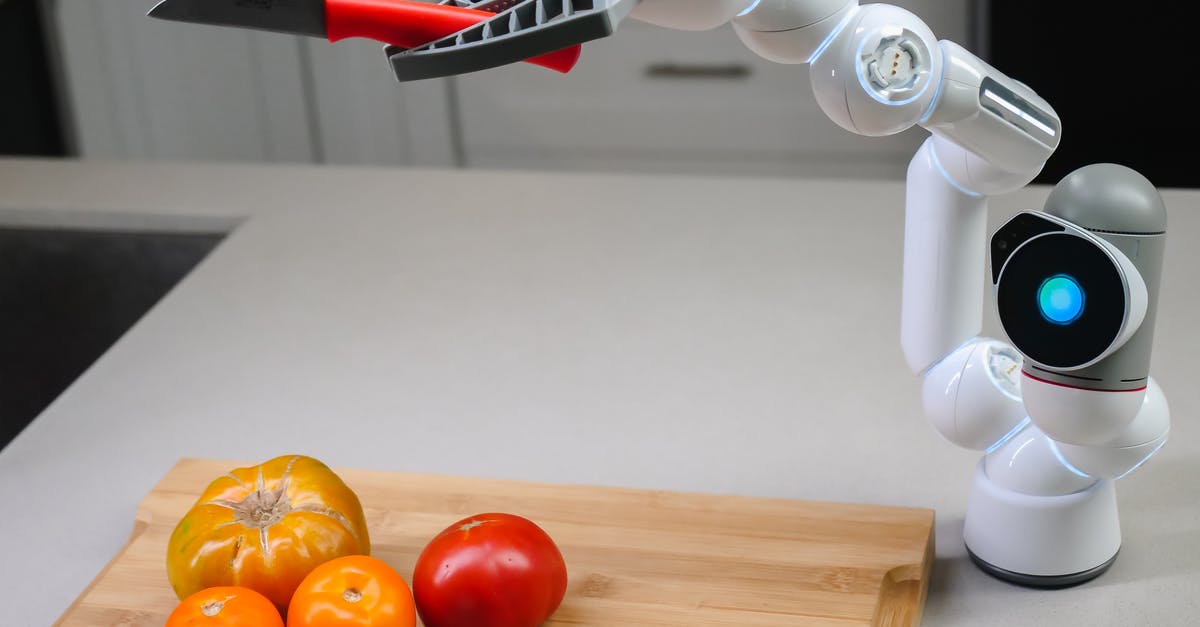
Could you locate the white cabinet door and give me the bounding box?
[53,0,457,167]
[303,38,457,167]
[454,0,969,178]
[54,0,317,163]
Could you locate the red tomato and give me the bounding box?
[412,513,567,627]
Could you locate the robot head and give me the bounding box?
[991,164,1166,445]
[992,211,1148,372]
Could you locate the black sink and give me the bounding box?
[0,227,224,451]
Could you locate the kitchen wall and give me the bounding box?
[50,0,970,179]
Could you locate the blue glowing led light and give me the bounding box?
[1038,274,1085,325]
[736,0,762,17]
[917,44,947,125]
[1114,437,1169,481]
[1048,440,1093,479]
[985,417,1032,455]
[928,142,983,198]
[807,6,860,64]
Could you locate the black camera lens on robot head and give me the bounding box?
[991,164,1166,392]
[992,213,1144,370]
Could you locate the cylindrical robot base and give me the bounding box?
[963,459,1120,587]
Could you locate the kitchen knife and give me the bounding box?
[147,0,581,74]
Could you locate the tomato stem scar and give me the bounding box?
[232,487,292,530]
[344,587,363,603]
[201,598,231,617]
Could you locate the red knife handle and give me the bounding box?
[324,0,581,73]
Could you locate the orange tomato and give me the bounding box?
[166,586,284,626]
[287,555,416,627]
[167,455,371,614]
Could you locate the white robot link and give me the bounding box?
[147,0,1172,588]
[630,0,1170,587]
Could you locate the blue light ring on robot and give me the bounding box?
[736,0,761,17]
[917,77,944,125]
[1048,439,1093,479]
[916,47,948,124]
[985,416,1032,455]
[928,141,983,198]
[1113,436,1169,481]
[806,6,861,64]
[854,30,936,107]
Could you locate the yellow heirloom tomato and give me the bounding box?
[167,455,371,614]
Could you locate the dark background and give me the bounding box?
[1,0,68,158]
[984,2,1196,188]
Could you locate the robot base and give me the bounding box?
[962,460,1120,588]
[967,546,1117,588]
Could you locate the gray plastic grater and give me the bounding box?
[385,0,639,81]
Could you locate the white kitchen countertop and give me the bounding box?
[1,158,1197,626]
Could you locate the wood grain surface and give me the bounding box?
[57,458,934,626]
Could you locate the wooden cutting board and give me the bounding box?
[57,458,934,626]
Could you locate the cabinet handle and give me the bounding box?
[644,63,753,80]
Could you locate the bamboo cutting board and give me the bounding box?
[58,458,934,626]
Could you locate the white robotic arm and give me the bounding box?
[631,0,1168,587]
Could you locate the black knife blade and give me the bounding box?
[148,0,327,39]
